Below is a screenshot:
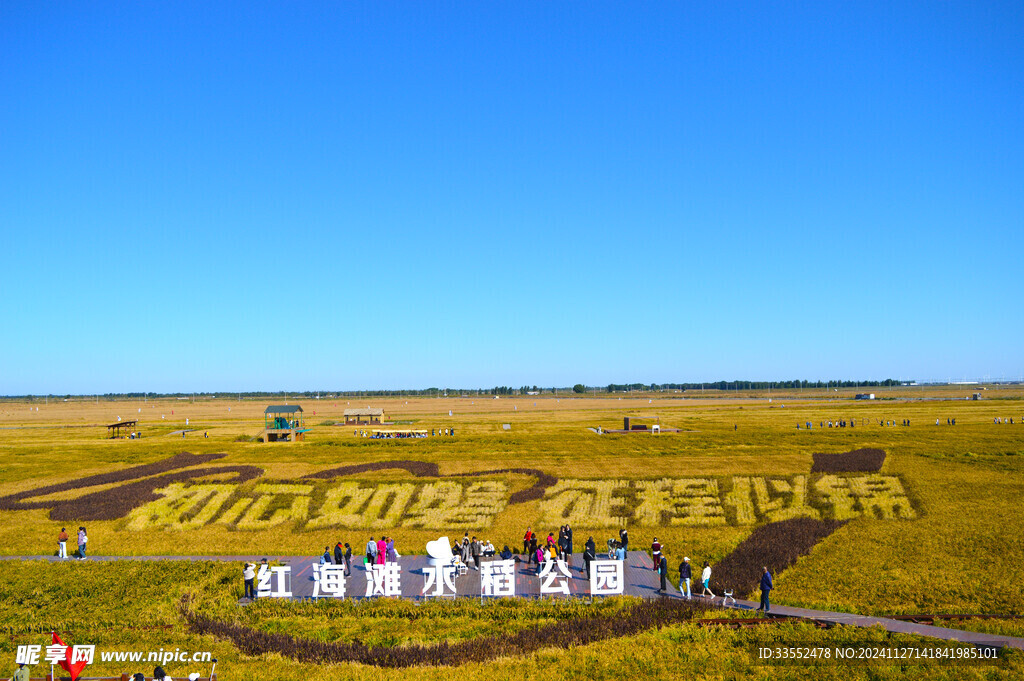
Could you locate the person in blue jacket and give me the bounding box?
[758,566,773,613]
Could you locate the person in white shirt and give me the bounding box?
[242,562,256,599]
[700,560,716,599]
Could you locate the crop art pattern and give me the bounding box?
[129,479,509,531]
[1,450,916,531]
[540,475,915,527]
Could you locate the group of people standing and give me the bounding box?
[56,526,87,560]
[365,536,399,565]
[521,525,576,569]
[321,542,354,574]
[456,533,497,569]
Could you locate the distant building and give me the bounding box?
[344,408,384,425]
[264,405,306,442]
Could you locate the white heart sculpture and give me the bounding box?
[426,536,453,561]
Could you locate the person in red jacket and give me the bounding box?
[651,537,662,571]
[522,527,532,556]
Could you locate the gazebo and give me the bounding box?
[263,405,306,442]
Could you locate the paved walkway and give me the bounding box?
[717,597,1024,651]
[5,553,1023,650]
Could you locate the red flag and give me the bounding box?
[51,632,89,681]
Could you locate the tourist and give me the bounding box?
[77,526,88,560]
[584,536,596,577]
[679,557,692,599]
[615,543,625,561]
[243,562,256,599]
[700,561,715,599]
[651,537,662,571]
[499,545,513,560]
[522,527,532,556]
[557,525,567,558]
[343,543,352,575]
[365,536,377,565]
[333,541,344,566]
[482,539,495,557]
[534,545,546,574]
[460,534,471,565]
[376,537,387,565]
[320,546,331,565]
[57,527,68,559]
[387,537,399,563]
[619,528,629,552]
[153,664,169,680]
[471,536,482,570]
[757,566,773,613]
[658,553,669,593]
[11,662,29,681]
[565,524,574,562]
[529,532,538,563]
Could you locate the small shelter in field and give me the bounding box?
[263,405,307,442]
[345,408,384,425]
[601,416,680,434]
[106,420,138,439]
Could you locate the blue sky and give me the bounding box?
[1,2,1022,393]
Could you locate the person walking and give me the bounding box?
[77,526,88,560]
[700,561,715,599]
[651,537,662,571]
[757,566,773,613]
[57,527,68,559]
[658,553,669,593]
[678,557,692,599]
[365,536,377,566]
[242,562,256,600]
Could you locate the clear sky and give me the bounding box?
[1,2,1022,394]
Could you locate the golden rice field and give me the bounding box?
[1,387,1022,679]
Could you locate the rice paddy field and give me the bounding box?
[1,386,1022,679]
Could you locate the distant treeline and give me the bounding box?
[604,379,903,392]
[4,379,906,400]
